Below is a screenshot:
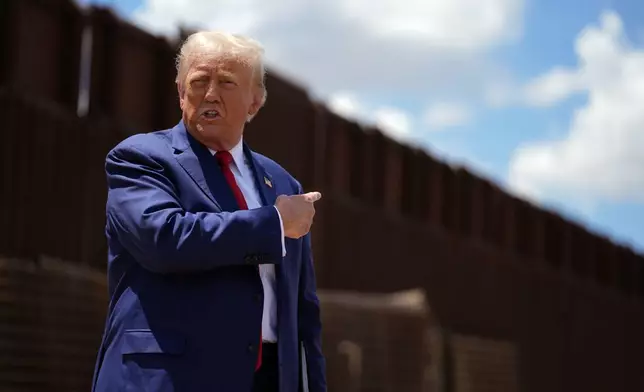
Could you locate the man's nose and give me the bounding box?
[204,81,219,102]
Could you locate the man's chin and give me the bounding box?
[195,122,222,134]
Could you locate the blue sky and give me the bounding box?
[78,0,644,253]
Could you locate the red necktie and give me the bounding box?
[215,151,262,371]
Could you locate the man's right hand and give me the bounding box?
[275,192,322,239]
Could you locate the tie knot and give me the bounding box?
[215,150,233,166]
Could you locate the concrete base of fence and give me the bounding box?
[318,288,439,392]
[0,259,555,392]
[0,255,107,392]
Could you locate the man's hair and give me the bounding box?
[175,31,267,120]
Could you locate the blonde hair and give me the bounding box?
[175,31,267,119]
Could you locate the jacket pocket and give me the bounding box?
[121,329,186,355]
[120,330,185,392]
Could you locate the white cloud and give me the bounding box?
[327,91,366,120]
[374,107,412,140]
[337,0,523,50]
[522,67,582,106]
[326,91,412,141]
[423,102,472,129]
[509,11,644,203]
[326,91,372,122]
[136,0,523,49]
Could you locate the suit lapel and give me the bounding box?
[244,143,277,208]
[171,121,239,212]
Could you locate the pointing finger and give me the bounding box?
[303,191,322,202]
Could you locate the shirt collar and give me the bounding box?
[208,138,246,175]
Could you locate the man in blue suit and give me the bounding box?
[91,30,326,392]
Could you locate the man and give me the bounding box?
[91,31,327,392]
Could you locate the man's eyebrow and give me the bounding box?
[189,71,209,78]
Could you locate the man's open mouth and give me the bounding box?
[202,110,219,119]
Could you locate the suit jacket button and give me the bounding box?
[247,344,255,353]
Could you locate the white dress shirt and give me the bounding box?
[209,140,285,343]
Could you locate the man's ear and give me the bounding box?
[248,102,260,118]
[248,87,265,117]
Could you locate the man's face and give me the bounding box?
[179,55,260,149]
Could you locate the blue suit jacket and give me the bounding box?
[91,121,326,392]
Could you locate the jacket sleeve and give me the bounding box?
[105,142,283,274]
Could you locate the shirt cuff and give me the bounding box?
[274,206,287,257]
